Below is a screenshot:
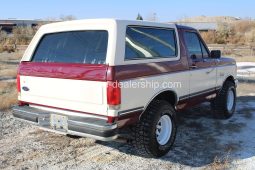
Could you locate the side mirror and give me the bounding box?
[211,50,221,59]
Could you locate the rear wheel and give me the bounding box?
[131,100,177,157]
[211,81,236,119]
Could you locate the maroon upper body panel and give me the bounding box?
[112,60,188,81]
[18,62,108,81]
[19,60,190,82]
[217,57,236,66]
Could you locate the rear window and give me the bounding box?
[32,31,108,64]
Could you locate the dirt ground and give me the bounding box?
[0,52,255,169]
[0,86,254,170]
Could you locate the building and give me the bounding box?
[0,19,58,33]
[172,22,218,32]
[0,19,225,33]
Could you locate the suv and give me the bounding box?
[13,19,237,157]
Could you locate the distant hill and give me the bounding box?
[175,16,255,46]
[178,16,242,23]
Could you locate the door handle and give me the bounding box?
[206,68,215,74]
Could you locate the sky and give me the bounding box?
[0,0,254,22]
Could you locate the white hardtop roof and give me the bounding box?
[23,18,179,65]
[41,18,177,29]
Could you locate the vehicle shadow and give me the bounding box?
[238,79,255,84]
[97,96,255,167]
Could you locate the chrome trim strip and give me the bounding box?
[118,107,144,116]
[189,88,215,98]
[179,87,219,101]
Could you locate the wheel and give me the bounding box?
[211,81,236,119]
[131,100,177,157]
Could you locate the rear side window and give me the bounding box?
[32,31,108,64]
[125,26,177,60]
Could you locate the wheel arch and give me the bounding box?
[139,89,178,120]
[223,75,236,86]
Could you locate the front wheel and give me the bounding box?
[131,100,177,157]
[211,81,236,119]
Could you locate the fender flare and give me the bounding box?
[139,89,178,120]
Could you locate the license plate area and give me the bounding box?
[50,114,68,131]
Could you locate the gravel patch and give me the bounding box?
[0,96,255,169]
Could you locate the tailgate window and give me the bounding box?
[32,31,108,64]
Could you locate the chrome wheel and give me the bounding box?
[227,89,234,111]
[156,114,172,145]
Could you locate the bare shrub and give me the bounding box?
[0,31,8,42]
[233,20,255,33]
[245,29,255,45]
[217,23,235,44]
[0,82,17,110]
[200,31,216,44]
[12,27,37,45]
[200,20,255,45]
[0,27,37,52]
[60,15,77,21]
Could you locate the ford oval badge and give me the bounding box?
[22,86,30,91]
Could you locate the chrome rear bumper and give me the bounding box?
[12,106,118,141]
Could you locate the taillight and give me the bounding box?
[107,116,117,123]
[107,81,121,106]
[17,73,21,93]
[18,101,27,106]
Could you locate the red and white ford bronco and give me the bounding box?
[13,19,237,157]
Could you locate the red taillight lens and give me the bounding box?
[107,81,121,105]
[18,101,27,106]
[17,73,21,92]
[107,116,117,123]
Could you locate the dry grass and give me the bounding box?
[0,27,36,53]
[205,152,231,170]
[237,82,255,96]
[0,52,21,77]
[0,69,17,77]
[0,82,17,110]
[200,20,255,46]
[0,52,21,110]
[230,56,255,62]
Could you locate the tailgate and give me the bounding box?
[18,62,108,116]
[18,30,110,116]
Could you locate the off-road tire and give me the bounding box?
[211,81,236,119]
[131,100,177,158]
